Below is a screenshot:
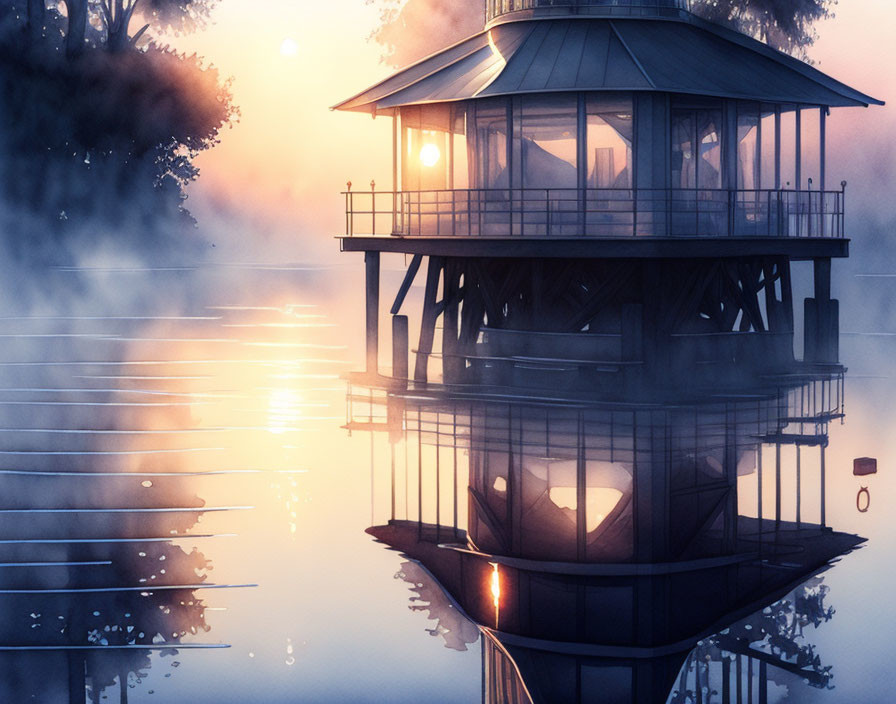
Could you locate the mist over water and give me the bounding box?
[0,0,890,702]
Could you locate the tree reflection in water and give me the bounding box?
[0,385,217,702]
[669,578,835,703]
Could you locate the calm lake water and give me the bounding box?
[0,262,891,703]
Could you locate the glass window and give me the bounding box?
[518,94,578,189]
[471,98,510,189]
[586,95,633,189]
[671,110,696,189]
[780,107,797,189]
[760,104,777,189]
[401,104,451,192]
[671,99,723,190]
[737,103,760,191]
[697,109,722,189]
[800,107,822,190]
[451,105,469,190]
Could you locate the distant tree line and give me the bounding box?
[0,0,235,260]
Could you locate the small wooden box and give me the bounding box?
[853,457,878,476]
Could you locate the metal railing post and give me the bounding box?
[728,189,735,236]
[345,186,351,236]
[546,189,552,237]
[840,181,847,239]
[777,190,783,236]
[370,180,376,236]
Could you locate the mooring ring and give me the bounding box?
[857,487,871,513]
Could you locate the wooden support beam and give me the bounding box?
[390,253,423,315]
[471,260,503,326]
[414,256,443,383]
[564,262,635,331]
[738,261,767,332]
[459,266,486,350]
[663,262,705,332]
[668,261,719,332]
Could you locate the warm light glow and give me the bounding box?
[489,562,501,630]
[419,143,441,168]
[549,487,624,533]
[267,386,301,434]
[490,563,501,606]
[280,38,299,57]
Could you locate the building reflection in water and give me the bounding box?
[351,368,859,703]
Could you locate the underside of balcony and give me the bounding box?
[340,235,848,260]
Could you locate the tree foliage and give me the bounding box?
[0,0,234,261]
[691,0,836,59]
[366,0,836,67]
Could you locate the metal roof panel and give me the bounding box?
[484,22,552,94]
[335,15,883,113]
[518,21,572,91]
[546,20,589,90]
[574,22,613,89]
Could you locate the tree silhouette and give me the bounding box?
[100,0,219,53]
[0,0,235,261]
[668,579,836,704]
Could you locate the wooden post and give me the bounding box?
[724,404,738,552]
[392,315,409,387]
[67,653,86,704]
[365,251,380,376]
[820,442,827,528]
[736,655,743,704]
[759,660,768,704]
[796,445,802,528]
[723,656,731,704]
[814,258,831,301]
[775,441,781,531]
[806,258,837,363]
[577,411,587,561]
[757,445,763,546]
[442,261,462,383]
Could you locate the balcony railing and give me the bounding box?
[486,0,692,24]
[343,188,846,239]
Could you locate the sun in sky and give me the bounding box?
[280,37,299,57]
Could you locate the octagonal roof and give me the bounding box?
[334,14,882,114]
